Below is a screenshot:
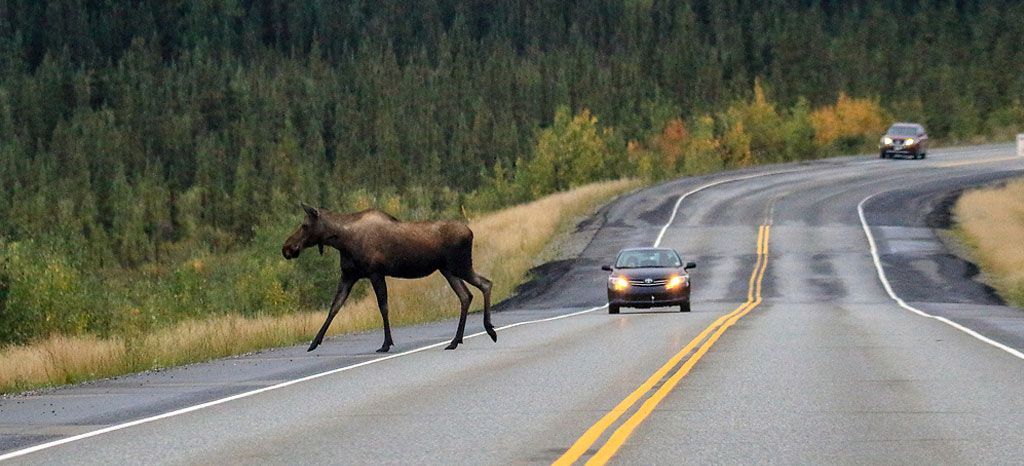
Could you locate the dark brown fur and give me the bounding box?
[282,203,495,352]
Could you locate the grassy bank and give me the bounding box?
[954,179,1024,307]
[0,179,636,394]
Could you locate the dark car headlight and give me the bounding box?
[610,276,628,290]
[665,275,687,289]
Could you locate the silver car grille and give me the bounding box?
[628,278,668,287]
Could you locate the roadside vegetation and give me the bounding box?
[954,180,1024,308]
[0,179,635,393]
[2,1,1024,392]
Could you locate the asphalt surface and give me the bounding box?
[2,144,1024,465]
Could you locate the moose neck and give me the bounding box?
[315,210,360,256]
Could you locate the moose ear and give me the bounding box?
[300,202,319,219]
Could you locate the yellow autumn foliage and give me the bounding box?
[811,93,887,146]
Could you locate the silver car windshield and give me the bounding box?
[615,250,682,268]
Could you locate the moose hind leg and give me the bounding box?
[465,272,496,342]
[309,276,356,352]
[442,271,473,350]
[370,276,394,353]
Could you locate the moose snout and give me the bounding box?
[282,245,300,260]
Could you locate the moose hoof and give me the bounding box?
[444,341,460,350]
[376,345,391,353]
[307,341,320,352]
[486,327,497,342]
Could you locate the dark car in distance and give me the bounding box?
[879,123,929,159]
[602,247,696,314]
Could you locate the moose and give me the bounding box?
[282,203,496,352]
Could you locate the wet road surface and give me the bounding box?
[2,144,1023,465]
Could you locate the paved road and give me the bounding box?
[2,145,1023,465]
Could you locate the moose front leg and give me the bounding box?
[370,276,394,353]
[308,275,356,352]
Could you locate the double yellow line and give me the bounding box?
[552,225,772,466]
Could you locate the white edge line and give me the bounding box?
[0,166,808,462]
[0,306,603,462]
[857,193,1024,360]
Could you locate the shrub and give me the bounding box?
[718,120,754,168]
[0,240,97,344]
[779,97,817,160]
[514,106,626,198]
[810,93,887,153]
[653,118,688,175]
[682,116,723,174]
[626,139,658,181]
[722,82,786,165]
[980,100,1024,141]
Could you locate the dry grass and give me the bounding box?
[954,179,1024,307]
[0,179,637,394]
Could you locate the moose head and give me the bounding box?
[282,202,327,260]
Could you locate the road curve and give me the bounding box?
[2,144,1023,465]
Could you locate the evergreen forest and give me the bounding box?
[1,0,1023,346]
